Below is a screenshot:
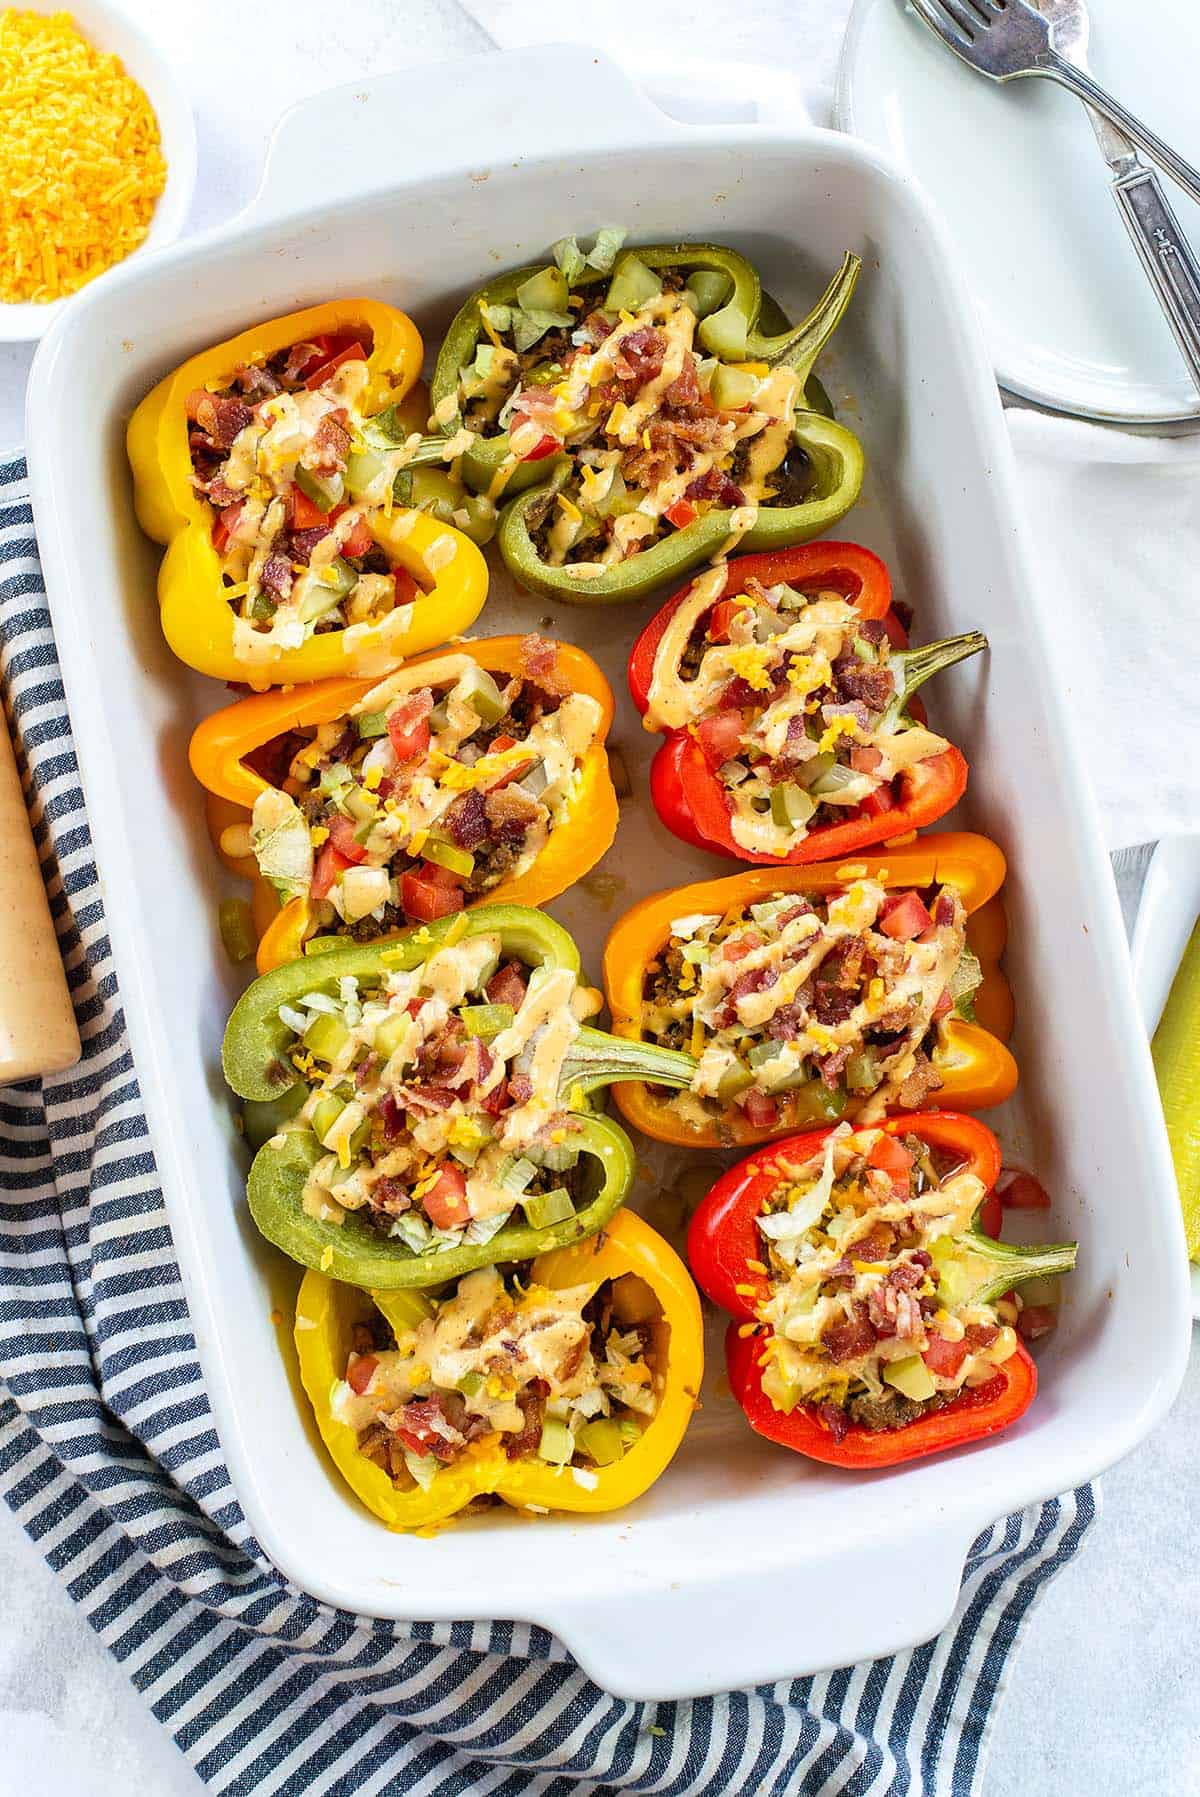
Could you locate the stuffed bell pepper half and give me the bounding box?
[191,633,619,971]
[296,1206,702,1528]
[410,233,865,602]
[127,301,488,686]
[223,906,696,1288]
[689,1112,1077,1467]
[603,835,1017,1148]
[628,543,985,863]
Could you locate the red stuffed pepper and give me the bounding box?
[689,1112,1077,1468]
[627,544,985,864]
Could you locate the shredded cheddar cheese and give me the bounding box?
[1,9,167,304]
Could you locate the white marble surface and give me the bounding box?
[2,1,1198,1792]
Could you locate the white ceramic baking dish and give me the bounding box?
[25,43,1192,1700]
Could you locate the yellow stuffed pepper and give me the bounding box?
[295,1208,703,1528]
[127,300,488,688]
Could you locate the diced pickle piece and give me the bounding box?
[536,1417,574,1465]
[302,1012,352,1064]
[521,1187,574,1228]
[578,1418,627,1466]
[883,1355,936,1402]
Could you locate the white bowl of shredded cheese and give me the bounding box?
[0,0,196,341]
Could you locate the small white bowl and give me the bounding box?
[0,0,196,342]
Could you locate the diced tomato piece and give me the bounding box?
[490,734,518,754]
[741,1090,778,1129]
[401,869,465,922]
[211,500,244,556]
[311,843,352,902]
[850,744,883,775]
[289,485,329,531]
[696,711,746,767]
[341,515,374,560]
[931,987,953,1021]
[979,1190,1003,1238]
[664,498,698,530]
[922,1334,968,1378]
[706,599,742,644]
[878,890,933,941]
[486,961,528,1008]
[392,567,422,607]
[347,1354,378,1395]
[1017,1304,1058,1342]
[520,431,561,463]
[860,783,898,818]
[721,931,762,963]
[387,694,433,763]
[423,1165,470,1230]
[866,1135,914,1195]
[325,814,368,864]
[998,1171,1051,1210]
[304,340,368,389]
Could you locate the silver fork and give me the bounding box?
[910,0,1200,395]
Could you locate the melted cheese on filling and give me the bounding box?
[331,1265,659,1452]
[294,939,591,1230]
[646,883,967,1122]
[752,1124,1018,1409]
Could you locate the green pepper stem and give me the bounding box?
[963,1231,1079,1307]
[755,252,861,384]
[561,1027,696,1096]
[881,631,987,734]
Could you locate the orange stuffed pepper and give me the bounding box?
[191,634,619,971]
[603,833,1017,1149]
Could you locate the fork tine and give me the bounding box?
[907,0,976,49]
[960,0,996,19]
[936,0,987,37]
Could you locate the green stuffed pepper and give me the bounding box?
[223,904,696,1289]
[420,235,864,603]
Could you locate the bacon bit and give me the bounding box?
[486,961,529,1009]
[396,1395,466,1463]
[684,466,746,509]
[964,1323,999,1350]
[612,326,666,383]
[187,390,252,448]
[507,1073,534,1106]
[821,1305,876,1363]
[481,1077,510,1117]
[347,1354,378,1395]
[444,788,489,850]
[816,1401,850,1443]
[664,356,701,409]
[519,633,561,683]
[305,410,352,474]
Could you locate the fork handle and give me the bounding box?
[1044,53,1200,209]
[1106,161,1200,394]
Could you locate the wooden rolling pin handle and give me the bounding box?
[0,712,80,1082]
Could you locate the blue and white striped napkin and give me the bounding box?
[0,452,1095,1796]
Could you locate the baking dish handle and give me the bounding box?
[543,1515,978,1700]
[242,44,688,230]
